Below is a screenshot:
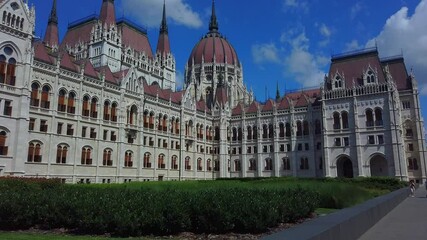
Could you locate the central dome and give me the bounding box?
[187,1,239,67]
[188,32,239,67]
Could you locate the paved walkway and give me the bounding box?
[358,186,427,240]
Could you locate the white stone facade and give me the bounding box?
[0,0,426,183]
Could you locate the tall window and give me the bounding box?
[103,149,112,166]
[367,70,375,83]
[171,155,178,169]
[315,120,321,135]
[185,157,191,170]
[303,121,309,135]
[249,159,257,171]
[265,158,273,171]
[67,92,76,114]
[341,112,349,129]
[238,128,242,141]
[128,105,137,125]
[111,103,118,122]
[408,158,419,171]
[215,127,220,141]
[27,142,42,162]
[143,153,151,168]
[82,96,90,117]
[253,126,258,140]
[279,123,285,138]
[0,131,8,156]
[333,112,341,129]
[269,124,274,138]
[58,89,66,112]
[158,154,165,169]
[285,123,291,137]
[104,101,110,120]
[81,147,92,165]
[375,108,383,126]
[234,160,241,171]
[30,83,40,107]
[300,157,309,170]
[214,160,220,171]
[90,98,98,118]
[366,109,374,127]
[197,158,202,171]
[124,151,133,167]
[40,85,51,109]
[247,126,252,140]
[283,157,291,170]
[262,125,268,139]
[56,145,67,164]
[296,121,302,136]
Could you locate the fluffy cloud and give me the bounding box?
[252,43,280,64]
[345,40,363,51]
[319,23,331,38]
[122,0,202,28]
[367,0,427,95]
[281,30,328,87]
[283,0,308,12]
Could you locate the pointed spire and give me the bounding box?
[209,0,219,32]
[276,81,280,101]
[44,0,59,47]
[48,0,58,24]
[99,0,116,26]
[156,0,171,55]
[160,0,168,34]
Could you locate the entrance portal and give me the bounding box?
[337,157,354,178]
[370,155,388,176]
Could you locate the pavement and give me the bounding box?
[358,186,427,240]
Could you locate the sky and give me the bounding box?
[28,0,427,122]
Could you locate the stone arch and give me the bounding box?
[336,155,354,178]
[369,153,388,177]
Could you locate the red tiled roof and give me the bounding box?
[214,86,228,105]
[34,42,54,64]
[59,52,78,73]
[143,81,184,104]
[381,57,411,91]
[118,22,153,58]
[278,97,290,110]
[232,103,244,115]
[61,21,96,48]
[196,99,208,112]
[112,69,130,80]
[246,101,259,113]
[96,66,118,84]
[262,99,274,112]
[44,22,59,47]
[81,60,99,79]
[156,33,170,55]
[294,94,309,107]
[328,49,386,89]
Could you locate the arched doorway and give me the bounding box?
[370,155,388,176]
[337,156,353,178]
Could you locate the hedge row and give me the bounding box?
[0,178,319,237]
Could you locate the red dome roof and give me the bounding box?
[188,32,240,67]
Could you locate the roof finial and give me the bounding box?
[209,0,219,32]
[276,81,280,101]
[160,0,168,34]
[48,0,58,24]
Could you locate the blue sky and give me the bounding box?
[28,0,427,122]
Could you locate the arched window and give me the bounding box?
[58,89,66,112]
[185,156,191,170]
[232,127,237,141]
[90,98,98,118]
[285,123,291,137]
[162,115,168,132]
[56,145,67,164]
[149,112,155,129]
[367,70,375,83]
[375,108,383,126]
[111,102,118,122]
[206,159,212,171]
[214,160,220,171]
[103,101,110,120]
[238,128,242,141]
[333,112,341,129]
[0,55,6,84]
[2,11,6,23]
[81,146,92,165]
[158,114,164,131]
[247,126,252,140]
[128,105,137,125]
[82,96,90,117]
[27,142,42,162]
[366,109,374,127]
[265,158,273,171]
[124,151,133,167]
[341,112,349,129]
[262,124,268,139]
[30,82,40,107]
[249,159,257,171]
[143,153,151,168]
[283,157,291,170]
[40,85,51,109]
[408,158,419,171]
[234,160,241,171]
[158,154,165,169]
[67,92,76,114]
[175,119,180,134]
[300,157,309,170]
[0,131,8,156]
[303,121,309,135]
[6,57,16,86]
[214,126,220,141]
[279,123,285,138]
[171,155,178,169]
[103,149,112,166]
[296,121,302,136]
[197,158,202,171]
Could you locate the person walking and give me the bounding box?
[409,180,415,197]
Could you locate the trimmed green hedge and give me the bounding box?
[0,178,319,237]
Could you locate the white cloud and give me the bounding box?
[122,0,202,28]
[367,0,427,95]
[252,43,280,64]
[281,30,328,87]
[319,23,331,38]
[351,2,363,19]
[283,0,308,12]
[345,40,363,51]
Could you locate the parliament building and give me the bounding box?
[0,0,426,183]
